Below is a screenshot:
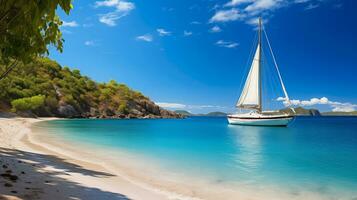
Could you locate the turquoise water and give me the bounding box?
[34,116,357,198]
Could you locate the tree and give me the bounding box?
[0,0,73,80]
[11,95,45,112]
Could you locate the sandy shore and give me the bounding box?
[0,118,171,200]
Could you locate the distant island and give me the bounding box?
[322,111,357,116]
[0,58,182,119]
[175,110,228,117]
[280,107,321,116]
[175,107,357,117]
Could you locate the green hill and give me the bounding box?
[280,107,321,116]
[204,112,227,116]
[322,111,357,116]
[174,110,227,117]
[0,58,182,119]
[174,110,192,116]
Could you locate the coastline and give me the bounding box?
[1,118,353,200]
[0,118,170,200]
[0,118,285,200]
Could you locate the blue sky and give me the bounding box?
[50,0,357,114]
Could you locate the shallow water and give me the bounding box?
[34,116,357,199]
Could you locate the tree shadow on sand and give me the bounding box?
[0,147,131,200]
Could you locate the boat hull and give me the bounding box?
[227,115,294,126]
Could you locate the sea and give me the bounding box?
[33,116,357,199]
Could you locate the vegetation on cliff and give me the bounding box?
[0,58,181,118]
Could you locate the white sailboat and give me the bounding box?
[227,18,295,126]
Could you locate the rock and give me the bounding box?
[90,107,100,117]
[130,109,143,116]
[58,105,78,117]
[1,173,18,181]
[4,183,12,187]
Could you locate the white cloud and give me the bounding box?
[157,28,171,36]
[225,0,254,7]
[294,0,311,3]
[95,0,120,7]
[304,3,319,10]
[62,21,78,27]
[213,0,323,26]
[210,25,222,33]
[136,34,153,42]
[244,0,284,13]
[84,40,95,46]
[216,40,239,48]
[95,0,134,11]
[190,21,201,25]
[98,12,122,26]
[183,30,193,36]
[277,97,357,112]
[156,102,186,109]
[156,102,226,110]
[210,8,244,23]
[245,17,269,27]
[95,0,135,26]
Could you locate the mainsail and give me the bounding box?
[236,43,261,111]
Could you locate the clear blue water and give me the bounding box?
[34,116,357,197]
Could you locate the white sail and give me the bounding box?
[236,44,261,110]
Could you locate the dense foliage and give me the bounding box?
[0,0,72,64]
[0,58,179,118]
[11,95,45,112]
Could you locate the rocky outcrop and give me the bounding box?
[75,99,183,119]
[58,104,78,118]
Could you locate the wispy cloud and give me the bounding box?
[136,34,153,42]
[183,30,193,36]
[210,8,244,23]
[210,25,222,33]
[212,0,327,26]
[216,40,239,48]
[157,28,171,36]
[277,97,357,112]
[156,102,226,110]
[225,0,254,7]
[84,40,95,46]
[62,20,79,27]
[304,3,319,10]
[190,21,201,25]
[95,0,135,26]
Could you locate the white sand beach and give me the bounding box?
[0,118,171,200]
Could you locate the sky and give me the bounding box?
[50,0,357,114]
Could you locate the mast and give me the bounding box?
[258,17,262,113]
[236,17,263,112]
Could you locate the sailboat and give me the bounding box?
[227,18,295,126]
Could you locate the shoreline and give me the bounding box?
[0,118,282,200]
[1,118,353,200]
[0,118,170,200]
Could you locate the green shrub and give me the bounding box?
[11,95,45,112]
[118,101,128,114]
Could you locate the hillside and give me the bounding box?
[280,107,321,116]
[204,112,227,116]
[322,111,357,116]
[174,110,192,116]
[174,110,228,117]
[0,58,182,119]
